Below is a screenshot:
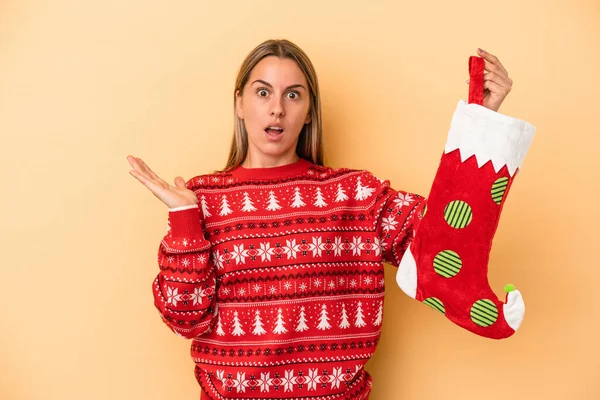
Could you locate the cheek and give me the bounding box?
[242,103,263,131]
[291,104,311,126]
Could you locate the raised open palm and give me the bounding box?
[127,155,198,209]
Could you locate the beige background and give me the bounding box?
[1,0,599,399]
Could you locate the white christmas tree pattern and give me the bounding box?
[241,192,258,212]
[266,191,282,211]
[295,306,309,332]
[314,187,328,207]
[219,194,233,216]
[317,304,332,330]
[290,187,307,208]
[373,301,383,326]
[273,308,288,334]
[355,177,375,201]
[231,311,245,336]
[252,310,267,335]
[335,183,349,202]
[200,195,212,218]
[339,303,351,329]
[354,301,366,328]
[216,312,225,336]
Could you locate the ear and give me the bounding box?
[304,111,312,125]
[235,89,244,119]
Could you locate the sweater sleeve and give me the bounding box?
[152,188,217,339]
[375,99,535,339]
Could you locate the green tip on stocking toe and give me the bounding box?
[504,284,516,293]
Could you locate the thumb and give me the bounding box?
[174,176,187,189]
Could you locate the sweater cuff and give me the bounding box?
[167,205,203,238]
[169,204,199,212]
[444,99,536,177]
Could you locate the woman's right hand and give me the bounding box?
[127,155,199,209]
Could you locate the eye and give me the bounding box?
[257,88,269,97]
[287,91,300,100]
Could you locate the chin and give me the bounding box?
[248,137,298,156]
[258,144,295,156]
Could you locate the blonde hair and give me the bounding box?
[215,39,324,173]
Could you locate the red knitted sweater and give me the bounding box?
[152,100,535,400]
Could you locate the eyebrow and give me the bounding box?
[251,79,306,91]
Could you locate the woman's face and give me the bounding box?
[236,56,312,164]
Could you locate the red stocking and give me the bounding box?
[396,56,535,339]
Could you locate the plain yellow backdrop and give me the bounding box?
[1,0,599,399]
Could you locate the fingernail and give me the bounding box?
[478,48,484,54]
[466,79,470,83]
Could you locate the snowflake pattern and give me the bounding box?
[166,286,181,306]
[193,287,205,305]
[214,365,363,393]
[393,192,415,208]
[209,235,383,269]
[381,216,398,233]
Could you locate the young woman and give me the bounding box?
[127,39,535,399]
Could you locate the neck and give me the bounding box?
[241,152,300,169]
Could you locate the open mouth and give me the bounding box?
[265,127,284,135]
[265,125,285,139]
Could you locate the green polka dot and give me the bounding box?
[433,250,462,278]
[504,284,516,293]
[443,200,473,229]
[423,297,445,314]
[491,177,509,204]
[470,299,498,327]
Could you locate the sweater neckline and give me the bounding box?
[230,157,313,180]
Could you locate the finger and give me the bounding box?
[483,80,510,96]
[127,156,153,182]
[478,48,508,76]
[137,157,168,186]
[174,176,187,189]
[127,155,144,172]
[483,71,511,90]
[483,60,511,85]
[129,169,163,195]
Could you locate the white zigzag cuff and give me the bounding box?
[444,100,536,177]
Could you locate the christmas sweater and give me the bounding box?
[152,99,535,400]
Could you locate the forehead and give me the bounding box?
[248,56,307,87]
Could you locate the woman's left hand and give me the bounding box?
[466,48,513,112]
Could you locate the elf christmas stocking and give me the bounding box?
[396,56,535,339]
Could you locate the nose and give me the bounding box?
[270,97,285,117]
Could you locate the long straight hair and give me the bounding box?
[215,39,324,173]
